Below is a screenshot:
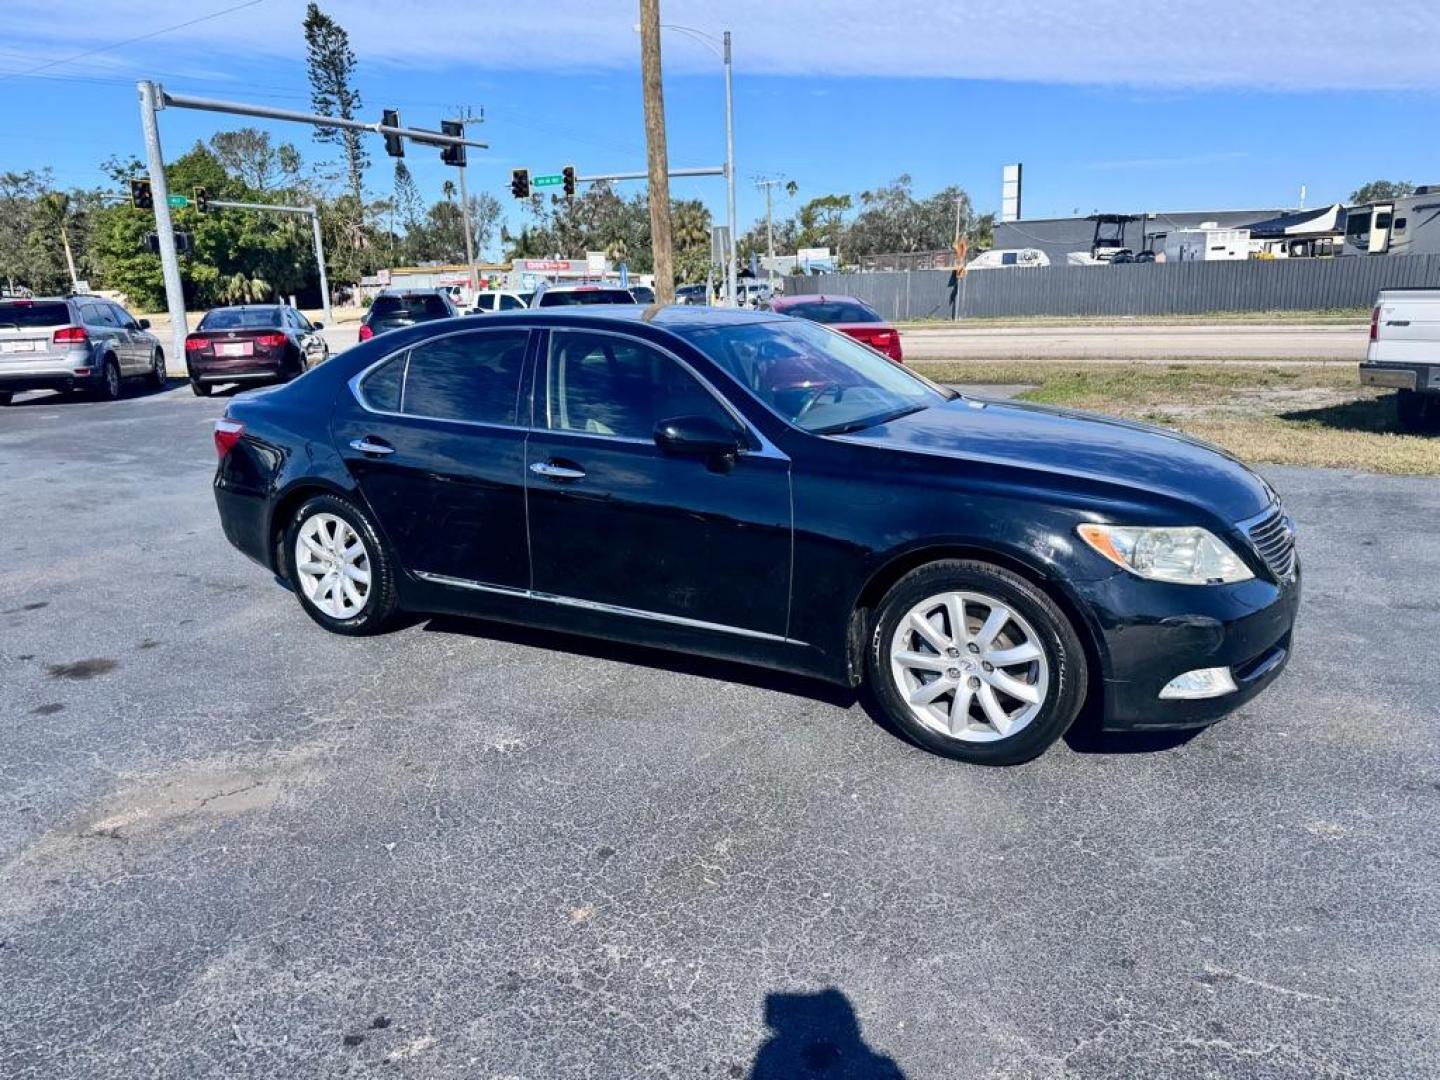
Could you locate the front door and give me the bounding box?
[331,327,535,590]
[525,328,792,640]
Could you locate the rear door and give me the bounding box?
[82,302,125,367]
[332,326,535,590]
[108,302,146,372]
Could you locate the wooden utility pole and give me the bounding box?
[639,0,674,304]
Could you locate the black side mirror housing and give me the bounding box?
[137,318,150,330]
[654,415,745,462]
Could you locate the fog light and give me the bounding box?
[1159,667,1238,700]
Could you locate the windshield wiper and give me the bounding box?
[813,403,929,436]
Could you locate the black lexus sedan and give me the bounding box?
[212,306,1298,765]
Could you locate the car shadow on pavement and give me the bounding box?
[1277,396,1400,434]
[3,378,184,407]
[748,988,907,1079]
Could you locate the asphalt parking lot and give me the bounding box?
[2,383,1438,1079]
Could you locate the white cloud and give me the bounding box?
[4,0,1440,91]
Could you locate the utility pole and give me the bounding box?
[639,0,675,304]
[138,81,189,370]
[454,107,479,296]
[722,31,736,308]
[757,177,782,290]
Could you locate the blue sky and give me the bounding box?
[4,0,1440,258]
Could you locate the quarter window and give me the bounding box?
[359,355,405,412]
[400,330,529,424]
[545,330,733,440]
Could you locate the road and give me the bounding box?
[2,385,1438,1079]
[902,322,1367,361]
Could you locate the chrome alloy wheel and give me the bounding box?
[294,512,371,619]
[888,591,1050,742]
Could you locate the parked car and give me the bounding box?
[629,285,656,305]
[530,284,636,307]
[470,290,531,314]
[675,284,711,306]
[185,305,327,398]
[213,307,1299,765]
[1360,287,1440,432]
[359,289,457,342]
[765,294,904,363]
[0,294,166,404]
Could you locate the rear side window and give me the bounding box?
[781,300,880,324]
[0,302,71,328]
[86,303,119,327]
[499,294,526,311]
[401,330,529,424]
[359,356,405,412]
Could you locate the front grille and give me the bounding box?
[1246,506,1297,579]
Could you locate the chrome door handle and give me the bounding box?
[530,461,586,480]
[349,437,395,456]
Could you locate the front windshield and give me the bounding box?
[681,318,949,433]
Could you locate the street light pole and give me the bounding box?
[723,31,737,309]
[138,81,188,371]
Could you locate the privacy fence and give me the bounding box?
[785,253,1440,320]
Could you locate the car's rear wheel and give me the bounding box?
[867,559,1088,765]
[285,493,398,635]
[190,379,212,397]
[97,356,122,401]
[1397,390,1439,434]
[148,348,167,389]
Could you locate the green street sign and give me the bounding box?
[167,195,189,208]
[532,174,564,187]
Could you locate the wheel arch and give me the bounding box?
[846,542,1109,699]
[267,479,361,577]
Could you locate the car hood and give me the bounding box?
[839,395,1272,522]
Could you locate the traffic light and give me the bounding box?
[510,169,530,199]
[193,186,209,214]
[130,178,153,210]
[562,165,576,198]
[439,119,465,167]
[381,109,404,158]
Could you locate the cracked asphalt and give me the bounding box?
[2,382,1437,1079]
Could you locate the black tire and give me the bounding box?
[96,356,122,401]
[1397,390,1439,434]
[283,492,399,636]
[148,348,167,389]
[190,379,212,398]
[866,559,1088,765]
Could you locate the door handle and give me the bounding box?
[530,460,586,481]
[349,437,395,456]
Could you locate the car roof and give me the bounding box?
[540,284,632,292]
[206,303,284,312]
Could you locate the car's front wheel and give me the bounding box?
[867,559,1088,765]
[285,493,398,635]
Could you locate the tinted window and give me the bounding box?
[86,303,119,327]
[0,302,72,328]
[109,303,138,327]
[779,299,880,324]
[499,293,526,311]
[1375,212,1393,229]
[402,330,529,424]
[682,319,945,434]
[359,355,405,412]
[370,294,451,322]
[1394,217,1408,231]
[473,294,497,311]
[1345,212,1371,240]
[546,331,732,440]
[537,289,635,307]
[200,308,283,330]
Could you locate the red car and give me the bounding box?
[184,304,328,396]
[765,294,904,363]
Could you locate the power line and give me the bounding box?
[0,0,268,85]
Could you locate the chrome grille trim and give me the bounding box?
[1240,504,1297,580]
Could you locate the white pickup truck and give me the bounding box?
[1360,288,1440,433]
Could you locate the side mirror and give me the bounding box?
[136,319,150,330]
[310,321,324,330]
[654,415,744,461]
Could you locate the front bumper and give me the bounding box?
[1079,563,1301,731]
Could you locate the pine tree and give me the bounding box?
[303,3,367,206]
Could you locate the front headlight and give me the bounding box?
[1077,523,1254,585]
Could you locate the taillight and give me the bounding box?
[214,418,245,458]
[1370,306,1380,341]
[53,326,88,345]
[358,324,374,342]
[185,335,207,352]
[254,333,287,348]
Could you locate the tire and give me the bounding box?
[867,559,1088,765]
[190,379,212,398]
[97,356,122,401]
[284,493,398,636]
[1397,390,1439,434]
[148,348,167,389]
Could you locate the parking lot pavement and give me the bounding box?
[3,384,1438,1079]
[902,322,1367,361]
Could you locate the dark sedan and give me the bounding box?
[185,304,328,397]
[212,307,1298,765]
[766,294,904,362]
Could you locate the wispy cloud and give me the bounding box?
[4,0,1440,92]
[1086,151,1251,171]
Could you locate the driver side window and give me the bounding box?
[545,331,734,441]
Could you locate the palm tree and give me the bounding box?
[672,200,711,253]
[38,193,79,290]
[442,180,457,202]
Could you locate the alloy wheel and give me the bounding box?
[294,512,372,619]
[888,590,1050,742]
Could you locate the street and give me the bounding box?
[2,385,1437,1078]
[901,321,1367,361]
